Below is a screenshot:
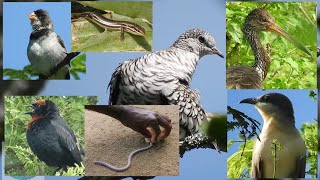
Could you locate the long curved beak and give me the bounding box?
[267,23,313,58]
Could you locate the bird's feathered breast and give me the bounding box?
[26,116,83,167]
[27,30,68,76]
[253,123,306,178]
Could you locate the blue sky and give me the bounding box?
[37,0,227,179]
[228,89,317,178]
[2,2,85,80]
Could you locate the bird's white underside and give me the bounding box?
[253,102,306,178]
[27,32,68,79]
[254,123,305,178]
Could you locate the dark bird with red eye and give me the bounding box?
[25,99,84,173]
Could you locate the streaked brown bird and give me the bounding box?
[226,8,312,89]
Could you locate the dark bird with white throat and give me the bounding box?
[27,9,70,80]
[240,93,306,178]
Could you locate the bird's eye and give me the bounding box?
[198,36,205,43]
[33,103,41,108]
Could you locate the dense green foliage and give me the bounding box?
[301,122,318,177]
[71,2,152,52]
[3,54,86,80]
[5,96,97,176]
[227,2,316,89]
[227,139,254,178]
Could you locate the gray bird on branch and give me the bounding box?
[108,28,224,143]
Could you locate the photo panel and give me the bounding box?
[71,1,152,52]
[84,105,179,176]
[226,2,316,89]
[3,2,86,80]
[227,89,317,178]
[4,96,97,176]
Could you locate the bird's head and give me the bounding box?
[25,99,59,117]
[244,8,312,58]
[172,28,224,58]
[240,93,295,123]
[29,9,53,31]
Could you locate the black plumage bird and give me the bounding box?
[25,99,83,172]
[27,9,70,79]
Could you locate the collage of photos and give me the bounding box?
[0,0,319,180]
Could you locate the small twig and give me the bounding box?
[232,140,246,143]
[298,5,314,25]
[271,139,283,178]
[273,143,277,178]
[239,128,247,157]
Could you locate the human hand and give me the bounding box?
[118,106,172,143]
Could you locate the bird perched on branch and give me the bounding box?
[25,99,84,172]
[27,9,70,79]
[227,8,312,89]
[108,28,224,141]
[240,93,306,178]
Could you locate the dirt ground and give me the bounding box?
[84,105,179,176]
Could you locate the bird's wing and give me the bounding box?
[107,61,126,105]
[251,156,264,178]
[54,120,83,163]
[56,34,67,50]
[251,140,264,178]
[226,66,263,89]
[292,155,306,178]
[165,84,206,139]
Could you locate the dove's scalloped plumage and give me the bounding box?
[108,28,223,140]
